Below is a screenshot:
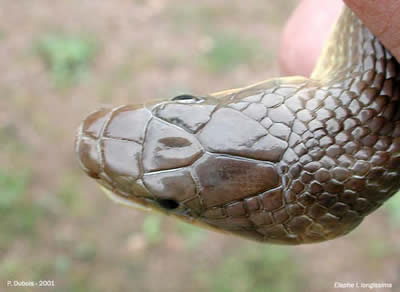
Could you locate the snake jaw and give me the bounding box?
[99,185,153,212]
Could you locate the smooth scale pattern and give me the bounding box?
[76,8,400,244]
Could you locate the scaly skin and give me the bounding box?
[76,7,400,244]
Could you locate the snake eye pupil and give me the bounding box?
[171,94,202,103]
[158,199,179,210]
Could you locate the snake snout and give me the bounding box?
[76,108,112,179]
[76,105,156,197]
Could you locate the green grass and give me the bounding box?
[365,239,391,259]
[201,33,258,72]
[36,33,98,87]
[142,214,163,244]
[54,255,73,275]
[0,258,21,280]
[66,277,98,292]
[73,241,97,262]
[0,169,48,285]
[0,170,28,209]
[385,191,400,227]
[0,168,43,247]
[56,173,84,213]
[177,221,206,249]
[167,4,219,29]
[199,244,303,292]
[0,124,26,154]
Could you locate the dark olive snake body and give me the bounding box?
[76,7,400,244]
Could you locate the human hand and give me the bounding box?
[279,0,400,76]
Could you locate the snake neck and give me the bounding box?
[312,7,396,83]
[214,7,400,243]
[284,7,400,241]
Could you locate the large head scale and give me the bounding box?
[75,92,291,243]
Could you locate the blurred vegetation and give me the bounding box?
[365,239,391,259]
[198,244,303,292]
[56,173,87,216]
[0,168,43,247]
[385,190,400,227]
[142,214,164,244]
[35,34,98,87]
[201,34,258,72]
[0,124,26,155]
[142,214,206,250]
[177,221,206,250]
[167,3,220,29]
[73,241,98,262]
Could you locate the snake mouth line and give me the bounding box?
[98,178,237,237]
[97,180,186,215]
[98,185,154,212]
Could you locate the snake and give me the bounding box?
[75,6,400,245]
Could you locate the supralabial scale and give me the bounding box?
[76,7,400,244]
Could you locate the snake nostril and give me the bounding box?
[158,199,179,210]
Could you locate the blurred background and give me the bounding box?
[1,0,400,291]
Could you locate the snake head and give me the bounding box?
[75,91,298,243]
[76,95,230,225]
[75,6,400,245]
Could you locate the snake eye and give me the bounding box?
[158,199,180,210]
[171,94,203,103]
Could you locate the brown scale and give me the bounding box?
[75,8,400,244]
